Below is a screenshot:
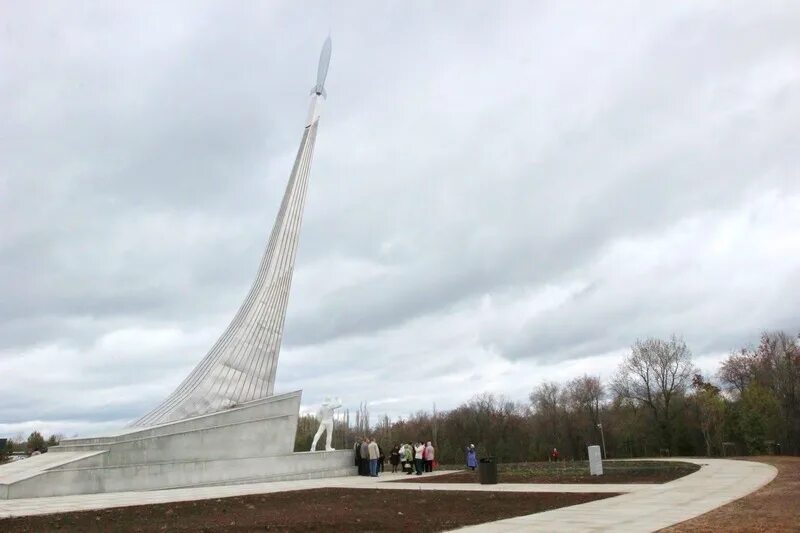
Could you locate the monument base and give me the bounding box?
[0,391,355,500]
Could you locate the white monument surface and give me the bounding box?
[0,38,357,500]
[311,397,342,451]
[588,445,603,475]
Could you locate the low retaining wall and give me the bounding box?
[2,451,355,499]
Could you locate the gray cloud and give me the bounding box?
[2,1,799,435]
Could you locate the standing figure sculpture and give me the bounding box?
[310,397,342,451]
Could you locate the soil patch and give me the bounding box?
[400,460,699,484]
[660,456,800,532]
[0,488,618,532]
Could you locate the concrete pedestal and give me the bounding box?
[0,391,355,499]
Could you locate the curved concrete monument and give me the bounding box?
[0,38,356,500]
[132,36,333,428]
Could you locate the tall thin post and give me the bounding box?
[597,423,607,459]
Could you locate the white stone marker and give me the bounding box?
[588,445,603,475]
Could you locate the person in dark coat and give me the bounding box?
[389,445,401,473]
[354,439,361,468]
[359,438,370,476]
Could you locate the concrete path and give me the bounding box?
[456,458,776,532]
[0,458,777,532]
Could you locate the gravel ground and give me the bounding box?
[0,487,618,532]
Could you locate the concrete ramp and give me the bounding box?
[0,451,106,499]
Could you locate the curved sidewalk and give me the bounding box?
[455,458,777,532]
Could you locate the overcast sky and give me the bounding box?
[1,1,799,438]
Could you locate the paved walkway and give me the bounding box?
[0,458,777,532]
[457,458,777,532]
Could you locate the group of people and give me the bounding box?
[354,439,488,476]
[392,441,436,475]
[354,437,384,477]
[353,438,436,477]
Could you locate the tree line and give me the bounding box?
[0,431,61,463]
[296,330,799,464]
[4,330,796,466]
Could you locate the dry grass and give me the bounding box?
[402,460,699,484]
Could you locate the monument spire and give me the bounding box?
[312,35,331,97]
[132,38,332,427]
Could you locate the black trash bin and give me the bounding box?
[478,457,498,485]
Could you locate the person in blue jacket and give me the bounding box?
[466,444,478,470]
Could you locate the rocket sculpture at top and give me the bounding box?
[313,36,332,98]
[132,38,332,427]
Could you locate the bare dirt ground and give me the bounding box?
[0,488,618,532]
[661,456,800,532]
[399,460,699,484]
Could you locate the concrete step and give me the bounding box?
[164,465,357,490]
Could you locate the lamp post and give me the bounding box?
[597,423,607,459]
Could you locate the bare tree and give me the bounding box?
[566,375,604,427]
[432,402,439,445]
[355,401,370,435]
[691,374,725,456]
[566,374,606,453]
[718,348,755,395]
[377,413,392,446]
[751,331,800,454]
[612,336,696,449]
[530,382,563,445]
